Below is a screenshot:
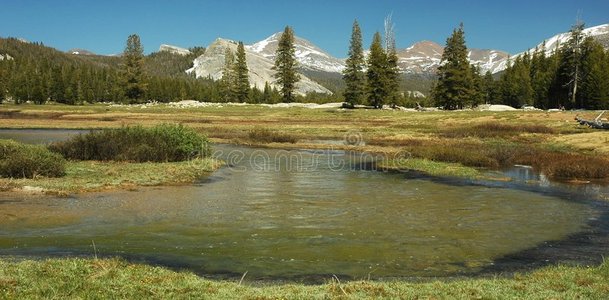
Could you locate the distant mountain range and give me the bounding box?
[180,23,608,94]
[54,23,609,95]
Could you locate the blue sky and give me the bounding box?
[0,0,607,57]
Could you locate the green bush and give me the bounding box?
[0,140,66,178]
[49,124,211,162]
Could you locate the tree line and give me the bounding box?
[493,23,609,109]
[430,22,609,110]
[0,34,328,105]
[2,21,607,108]
[342,18,408,108]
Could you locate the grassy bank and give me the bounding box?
[0,258,607,299]
[0,124,220,195]
[379,158,483,179]
[0,158,221,195]
[1,103,608,181]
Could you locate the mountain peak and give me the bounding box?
[246,32,345,73]
[187,35,332,95]
[159,44,191,56]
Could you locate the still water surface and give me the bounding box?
[0,130,606,280]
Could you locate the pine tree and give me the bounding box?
[529,43,555,109]
[262,81,272,104]
[384,14,401,108]
[122,34,146,103]
[481,71,496,104]
[0,82,4,104]
[469,65,485,107]
[433,23,475,110]
[552,22,585,108]
[272,26,300,103]
[0,61,8,103]
[580,38,609,109]
[342,20,366,106]
[233,41,250,102]
[385,48,401,107]
[499,55,533,107]
[367,32,387,109]
[220,47,235,102]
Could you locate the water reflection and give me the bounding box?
[0,129,607,280]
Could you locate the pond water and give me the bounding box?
[1,129,608,281]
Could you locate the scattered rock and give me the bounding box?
[476,104,517,111]
[20,186,46,194]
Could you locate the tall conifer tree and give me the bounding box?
[433,24,475,110]
[384,15,401,108]
[367,32,387,109]
[272,26,300,103]
[123,34,146,103]
[220,47,235,102]
[342,20,366,106]
[233,41,250,102]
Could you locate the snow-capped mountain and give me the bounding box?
[535,23,609,56]
[395,41,509,75]
[247,32,345,73]
[159,44,191,56]
[396,41,443,74]
[187,38,332,95]
[493,23,609,73]
[186,23,608,90]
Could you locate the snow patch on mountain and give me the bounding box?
[395,40,509,75]
[494,23,609,73]
[187,38,332,95]
[247,32,345,73]
[159,44,191,56]
[67,48,96,56]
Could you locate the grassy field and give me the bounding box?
[1,103,608,298]
[0,158,221,195]
[0,258,608,299]
[1,103,607,180]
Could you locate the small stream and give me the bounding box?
[0,129,608,281]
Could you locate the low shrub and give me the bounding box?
[248,128,298,144]
[407,142,500,169]
[517,151,609,180]
[441,122,556,139]
[0,140,66,178]
[49,124,210,162]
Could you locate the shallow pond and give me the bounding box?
[1,129,608,281]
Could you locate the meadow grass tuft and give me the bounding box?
[248,128,298,144]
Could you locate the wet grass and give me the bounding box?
[1,258,608,299]
[440,122,556,139]
[379,158,482,178]
[0,158,221,195]
[1,103,607,180]
[247,128,299,144]
[392,140,609,180]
